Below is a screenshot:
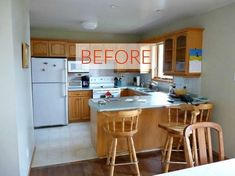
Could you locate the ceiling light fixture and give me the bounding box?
[81,21,98,30]
[155,9,163,14]
[110,4,119,8]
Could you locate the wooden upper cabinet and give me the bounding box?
[163,28,203,77]
[31,40,49,57]
[163,37,175,74]
[49,41,68,57]
[175,33,187,73]
[67,42,76,59]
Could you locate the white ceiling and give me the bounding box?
[30,0,235,34]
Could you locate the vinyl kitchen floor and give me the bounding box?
[32,122,97,167]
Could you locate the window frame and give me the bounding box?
[152,42,173,83]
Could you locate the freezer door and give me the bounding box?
[32,58,67,83]
[32,83,68,127]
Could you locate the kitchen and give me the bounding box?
[2,0,235,176]
[30,30,207,168]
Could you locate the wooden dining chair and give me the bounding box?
[103,109,142,176]
[184,122,225,167]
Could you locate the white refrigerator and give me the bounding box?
[32,58,68,127]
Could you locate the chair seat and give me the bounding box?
[159,122,189,135]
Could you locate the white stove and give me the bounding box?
[90,76,121,98]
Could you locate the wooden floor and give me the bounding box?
[30,151,187,176]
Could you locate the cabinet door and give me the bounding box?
[31,40,49,57]
[163,37,174,74]
[68,90,91,122]
[68,96,82,122]
[81,97,90,120]
[67,42,76,60]
[175,33,187,73]
[49,41,68,57]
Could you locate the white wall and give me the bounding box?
[0,0,34,175]
[142,3,235,157]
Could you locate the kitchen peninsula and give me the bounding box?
[89,91,175,157]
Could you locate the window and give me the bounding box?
[152,42,173,81]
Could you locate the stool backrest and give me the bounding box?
[196,103,213,122]
[167,103,213,124]
[184,122,225,167]
[103,109,142,133]
[168,104,195,124]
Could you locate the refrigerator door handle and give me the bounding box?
[64,59,68,83]
[62,83,68,97]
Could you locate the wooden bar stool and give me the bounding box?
[159,103,213,172]
[103,109,142,176]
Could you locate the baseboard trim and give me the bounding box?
[28,146,36,176]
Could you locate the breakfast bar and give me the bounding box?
[89,92,177,157]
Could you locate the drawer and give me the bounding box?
[69,90,92,97]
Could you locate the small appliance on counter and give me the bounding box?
[81,75,90,88]
[133,76,140,86]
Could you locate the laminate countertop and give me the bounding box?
[88,92,208,112]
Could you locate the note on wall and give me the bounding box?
[189,49,202,73]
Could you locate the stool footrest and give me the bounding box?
[110,161,138,166]
[162,161,187,165]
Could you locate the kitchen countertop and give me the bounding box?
[69,86,208,111]
[68,85,155,94]
[89,92,206,112]
[68,86,93,91]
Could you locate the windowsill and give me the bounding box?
[152,77,173,83]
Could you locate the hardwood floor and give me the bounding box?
[30,151,186,176]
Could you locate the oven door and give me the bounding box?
[93,90,106,99]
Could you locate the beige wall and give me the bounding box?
[142,3,235,157]
[12,0,35,175]
[31,27,141,42]
[0,0,34,175]
[0,0,20,175]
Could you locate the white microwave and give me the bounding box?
[68,61,89,73]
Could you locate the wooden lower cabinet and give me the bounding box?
[68,90,92,122]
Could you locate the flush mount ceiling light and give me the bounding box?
[155,9,163,14]
[81,21,98,30]
[110,4,119,8]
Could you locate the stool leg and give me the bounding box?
[107,139,114,165]
[162,135,170,163]
[127,137,133,162]
[109,138,117,176]
[164,136,173,173]
[130,137,140,176]
[176,136,183,150]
